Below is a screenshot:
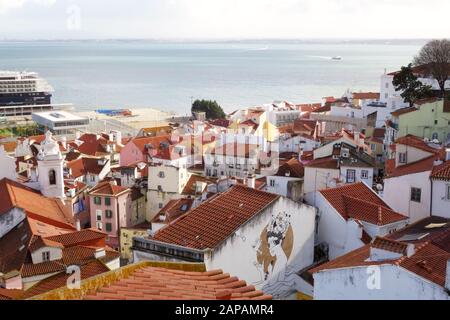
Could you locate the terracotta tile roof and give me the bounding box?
[81,266,272,300]
[131,135,172,154]
[28,217,73,238]
[371,237,408,254]
[395,135,442,154]
[275,158,304,178]
[0,289,23,300]
[209,119,231,128]
[0,178,74,229]
[304,156,339,169]
[414,97,440,106]
[387,155,436,178]
[46,229,106,248]
[182,175,217,195]
[67,157,108,178]
[29,237,64,252]
[24,260,109,299]
[0,219,33,274]
[391,107,418,117]
[297,103,322,113]
[77,136,109,156]
[239,119,259,130]
[311,105,331,113]
[153,185,279,250]
[0,140,17,153]
[431,160,450,181]
[293,119,317,136]
[385,158,396,176]
[342,195,408,226]
[319,183,406,226]
[352,92,380,100]
[152,198,194,224]
[89,181,129,197]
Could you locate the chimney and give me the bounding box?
[247,174,256,189]
[61,136,67,149]
[76,219,81,231]
[94,248,106,259]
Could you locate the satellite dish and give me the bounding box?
[376,184,384,191]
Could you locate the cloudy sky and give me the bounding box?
[0,0,448,40]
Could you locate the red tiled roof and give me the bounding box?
[342,195,408,226]
[293,119,317,136]
[352,92,380,100]
[67,157,108,178]
[311,105,331,113]
[391,107,417,117]
[29,237,64,252]
[371,237,408,254]
[319,183,406,226]
[182,175,217,195]
[304,156,339,169]
[81,266,272,300]
[131,135,172,154]
[152,198,194,224]
[209,119,231,128]
[276,158,304,178]
[387,155,436,178]
[89,181,129,196]
[24,260,109,298]
[46,229,106,248]
[0,289,23,300]
[395,135,442,154]
[154,185,279,250]
[431,160,450,181]
[0,178,74,229]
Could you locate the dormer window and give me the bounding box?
[42,251,50,262]
[49,169,56,185]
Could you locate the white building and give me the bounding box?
[379,65,450,110]
[430,154,450,219]
[265,158,304,202]
[312,218,450,300]
[133,185,317,299]
[32,111,89,135]
[316,182,409,260]
[383,135,444,222]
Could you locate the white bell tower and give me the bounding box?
[37,131,65,199]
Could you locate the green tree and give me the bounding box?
[191,99,226,120]
[392,64,434,107]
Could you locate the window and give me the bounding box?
[385,82,389,89]
[346,169,356,183]
[371,144,376,151]
[432,132,439,140]
[48,169,56,185]
[446,185,450,200]
[270,179,276,187]
[96,221,103,231]
[91,175,96,182]
[42,251,50,262]
[399,152,407,164]
[105,210,113,219]
[105,197,111,206]
[96,210,102,221]
[94,197,101,205]
[361,170,369,179]
[158,171,165,178]
[105,223,112,232]
[434,120,438,125]
[159,203,164,209]
[411,187,421,203]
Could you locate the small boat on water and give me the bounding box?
[331,56,342,61]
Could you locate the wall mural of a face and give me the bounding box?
[256,211,293,281]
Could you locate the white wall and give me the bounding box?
[431,180,450,218]
[266,176,302,198]
[383,171,431,223]
[314,265,449,300]
[316,193,364,260]
[204,198,317,299]
[304,167,340,205]
[340,166,374,187]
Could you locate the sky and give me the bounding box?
[0,0,449,40]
